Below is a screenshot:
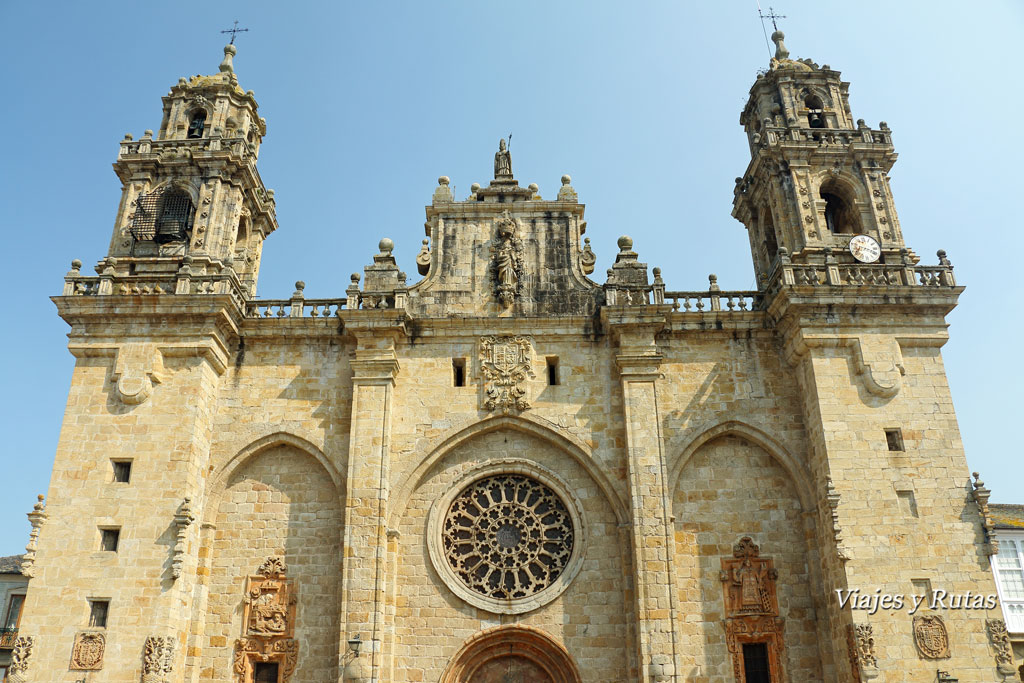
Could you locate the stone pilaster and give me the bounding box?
[604,307,681,682]
[340,314,405,682]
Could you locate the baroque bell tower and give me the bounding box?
[732,31,910,287]
[103,43,277,297]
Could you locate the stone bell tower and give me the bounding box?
[102,43,277,296]
[732,31,909,288]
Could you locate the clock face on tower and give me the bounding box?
[849,234,881,263]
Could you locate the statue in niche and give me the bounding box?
[491,211,522,306]
[494,138,512,179]
[731,556,771,613]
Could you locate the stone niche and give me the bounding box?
[233,556,299,683]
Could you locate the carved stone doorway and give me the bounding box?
[440,625,581,683]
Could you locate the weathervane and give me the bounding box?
[755,2,786,58]
[221,20,249,45]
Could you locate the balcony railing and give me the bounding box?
[0,627,17,648]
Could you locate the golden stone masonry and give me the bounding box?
[12,30,1018,683]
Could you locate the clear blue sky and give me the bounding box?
[1,1,1021,555]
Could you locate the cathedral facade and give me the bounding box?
[10,33,1017,683]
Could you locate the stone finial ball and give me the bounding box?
[379,238,394,253]
[528,183,539,192]
[771,30,784,41]
[653,267,661,276]
[422,238,429,245]
[351,273,360,283]
[71,259,82,270]
[144,129,153,137]
[295,281,305,291]
[617,235,633,251]
[438,176,450,186]
[561,174,572,185]
[471,183,481,192]
[224,44,237,55]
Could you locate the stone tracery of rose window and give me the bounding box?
[442,474,574,600]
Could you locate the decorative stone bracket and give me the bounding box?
[7,635,34,683]
[847,623,880,681]
[142,635,175,683]
[848,337,904,398]
[985,619,1019,680]
[171,497,195,580]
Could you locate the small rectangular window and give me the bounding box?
[88,600,109,628]
[742,642,772,683]
[100,528,120,552]
[912,578,934,606]
[112,460,132,483]
[884,428,904,452]
[546,356,560,386]
[896,490,919,518]
[452,358,466,387]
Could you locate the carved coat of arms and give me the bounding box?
[71,632,105,670]
[913,614,950,659]
[480,336,534,413]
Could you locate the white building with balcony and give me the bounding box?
[992,504,1024,677]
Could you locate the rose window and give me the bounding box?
[442,474,574,600]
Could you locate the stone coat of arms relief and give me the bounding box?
[479,336,535,413]
[912,614,950,659]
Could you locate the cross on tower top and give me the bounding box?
[221,20,249,45]
[758,5,785,31]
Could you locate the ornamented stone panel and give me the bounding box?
[233,556,299,682]
[427,461,586,615]
[70,631,105,670]
[719,537,785,682]
[479,336,534,413]
[913,614,950,659]
[141,635,175,683]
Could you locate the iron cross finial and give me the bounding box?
[221,20,249,45]
[759,5,785,32]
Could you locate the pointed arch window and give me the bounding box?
[187,110,207,139]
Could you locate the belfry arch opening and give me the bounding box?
[761,209,779,264]
[187,109,207,139]
[804,93,825,128]
[819,180,861,235]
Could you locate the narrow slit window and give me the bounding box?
[88,600,109,628]
[742,642,772,683]
[100,528,120,552]
[546,356,560,386]
[112,460,132,483]
[896,490,919,518]
[452,358,466,387]
[912,578,934,607]
[885,429,904,452]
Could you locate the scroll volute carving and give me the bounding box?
[234,556,299,683]
[720,537,785,683]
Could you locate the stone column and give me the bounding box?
[340,317,404,682]
[605,308,682,682]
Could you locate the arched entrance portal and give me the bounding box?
[440,625,582,683]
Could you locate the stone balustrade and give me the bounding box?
[770,249,956,290]
[664,290,764,312]
[245,299,348,318]
[755,124,892,148]
[118,135,254,159]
